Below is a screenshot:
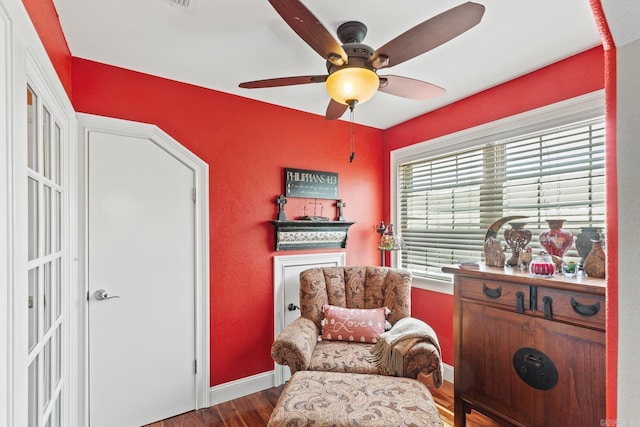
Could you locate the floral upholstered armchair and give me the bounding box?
[271,266,443,387]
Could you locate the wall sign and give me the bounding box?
[285,168,338,199]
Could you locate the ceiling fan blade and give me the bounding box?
[239,75,327,89]
[268,0,348,65]
[378,75,445,100]
[326,99,348,120]
[369,2,485,69]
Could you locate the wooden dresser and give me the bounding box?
[442,264,606,427]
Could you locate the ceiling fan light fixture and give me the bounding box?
[325,67,379,105]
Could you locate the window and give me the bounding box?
[393,94,605,285]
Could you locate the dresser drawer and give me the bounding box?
[537,287,605,329]
[460,277,530,312]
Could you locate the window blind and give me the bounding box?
[398,118,605,281]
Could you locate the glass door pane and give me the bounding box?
[28,178,39,260]
[43,340,51,410]
[54,258,61,320]
[54,124,61,185]
[43,186,51,256]
[28,357,38,427]
[27,87,38,171]
[54,191,61,252]
[54,327,61,387]
[28,268,38,352]
[43,262,51,334]
[43,108,51,179]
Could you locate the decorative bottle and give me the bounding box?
[503,222,532,267]
[575,227,603,265]
[538,219,573,258]
[584,237,606,279]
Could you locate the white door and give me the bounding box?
[88,131,196,427]
[273,253,346,384]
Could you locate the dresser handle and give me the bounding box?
[543,296,553,319]
[513,347,559,390]
[570,297,600,317]
[482,283,502,299]
[516,291,525,313]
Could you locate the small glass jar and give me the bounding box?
[529,253,556,277]
[562,261,577,277]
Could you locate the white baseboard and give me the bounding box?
[209,371,276,406]
[443,362,454,384]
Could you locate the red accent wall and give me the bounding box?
[24,0,613,390]
[383,46,605,367]
[21,0,73,98]
[71,58,384,386]
[411,288,454,364]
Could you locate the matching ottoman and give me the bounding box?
[267,371,444,426]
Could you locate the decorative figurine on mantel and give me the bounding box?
[275,194,287,221]
[503,222,532,267]
[518,247,533,270]
[298,199,330,221]
[336,199,346,221]
[484,237,506,268]
[483,215,528,268]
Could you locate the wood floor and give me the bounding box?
[145,377,502,427]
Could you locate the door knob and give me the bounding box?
[287,303,300,311]
[94,289,121,301]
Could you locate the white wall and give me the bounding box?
[615,36,640,423]
[601,0,640,422]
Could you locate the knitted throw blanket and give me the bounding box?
[367,317,443,387]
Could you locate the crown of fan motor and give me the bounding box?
[326,43,376,75]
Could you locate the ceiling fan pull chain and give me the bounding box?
[349,104,356,163]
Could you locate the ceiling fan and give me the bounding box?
[239,1,485,120]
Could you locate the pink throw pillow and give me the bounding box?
[321,304,389,343]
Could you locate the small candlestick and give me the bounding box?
[275,195,287,221]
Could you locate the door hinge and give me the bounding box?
[192,188,196,203]
[194,360,197,374]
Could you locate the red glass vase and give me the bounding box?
[529,253,556,277]
[538,219,573,257]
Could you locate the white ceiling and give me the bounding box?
[52,0,602,129]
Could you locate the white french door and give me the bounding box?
[3,2,76,426]
[26,82,67,427]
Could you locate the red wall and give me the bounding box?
[71,59,384,386]
[384,46,605,367]
[21,0,73,98]
[25,0,607,385]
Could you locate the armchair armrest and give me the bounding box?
[402,340,443,387]
[369,317,443,387]
[271,317,320,375]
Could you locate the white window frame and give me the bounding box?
[390,90,605,294]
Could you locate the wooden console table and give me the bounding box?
[443,264,606,427]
